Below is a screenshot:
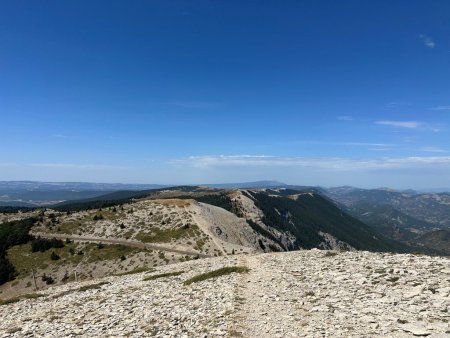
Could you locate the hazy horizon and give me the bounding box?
[0,179,449,192]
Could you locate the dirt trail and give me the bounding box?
[32,232,210,258]
[231,253,303,337]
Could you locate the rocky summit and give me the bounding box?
[0,249,449,337]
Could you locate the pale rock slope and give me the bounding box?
[1,250,449,337]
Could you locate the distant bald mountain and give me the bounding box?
[206,180,288,189]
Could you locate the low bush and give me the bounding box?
[183,266,249,285]
[77,282,109,292]
[50,251,60,260]
[143,271,184,281]
[0,293,43,306]
[42,274,54,285]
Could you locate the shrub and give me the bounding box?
[50,251,60,260]
[77,282,108,292]
[31,237,64,253]
[323,251,338,257]
[184,266,249,285]
[42,274,54,285]
[0,293,43,306]
[143,271,184,281]
[93,214,104,221]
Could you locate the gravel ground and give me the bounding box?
[1,250,449,337]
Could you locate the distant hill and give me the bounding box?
[325,187,450,228]
[0,181,168,206]
[414,229,450,254]
[206,180,288,189]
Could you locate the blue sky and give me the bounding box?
[1,1,450,188]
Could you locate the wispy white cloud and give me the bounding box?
[385,101,411,108]
[171,155,450,171]
[419,34,435,48]
[431,106,450,111]
[295,140,395,147]
[375,120,422,129]
[52,134,67,138]
[166,101,219,109]
[368,148,391,152]
[337,116,353,121]
[416,146,446,153]
[28,163,129,169]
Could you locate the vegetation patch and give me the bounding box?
[77,281,109,292]
[54,220,81,234]
[323,251,339,257]
[183,266,249,285]
[85,244,137,263]
[194,194,234,212]
[114,267,155,276]
[143,271,184,281]
[31,237,65,252]
[0,217,36,285]
[135,224,201,243]
[7,242,83,278]
[153,199,191,207]
[246,219,284,248]
[0,293,43,306]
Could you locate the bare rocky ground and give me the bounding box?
[1,249,449,337]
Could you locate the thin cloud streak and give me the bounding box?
[431,106,450,111]
[375,120,422,129]
[416,147,447,153]
[385,101,411,108]
[166,101,219,109]
[336,116,353,121]
[419,34,435,48]
[28,163,129,170]
[294,140,395,147]
[171,155,450,171]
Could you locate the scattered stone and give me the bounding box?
[0,250,449,337]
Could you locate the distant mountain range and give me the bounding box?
[1,180,449,206]
[0,181,168,206]
[325,186,450,229]
[0,180,304,206]
[1,180,449,255]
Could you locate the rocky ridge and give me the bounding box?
[1,249,449,337]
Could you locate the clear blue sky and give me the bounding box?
[1,1,449,188]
